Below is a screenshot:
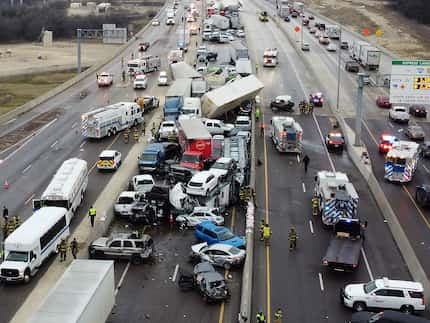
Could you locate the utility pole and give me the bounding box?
[77,29,82,73]
[335,27,342,112]
[354,73,367,147]
[300,17,304,47]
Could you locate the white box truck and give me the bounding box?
[27,260,115,323]
[293,1,304,13]
[359,45,381,70]
[278,0,289,18]
[350,41,370,61]
[326,25,341,39]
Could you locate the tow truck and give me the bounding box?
[379,134,398,153]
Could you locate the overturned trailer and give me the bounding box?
[170,62,202,80]
[201,75,264,118]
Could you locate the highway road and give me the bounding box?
[240,3,415,322]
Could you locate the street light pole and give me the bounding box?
[300,16,304,47]
[77,29,82,73]
[335,27,342,112]
[354,73,366,147]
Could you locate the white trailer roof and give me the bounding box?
[202,75,264,118]
[6,207,67,250]
[166,78,192,97]
[170,62,202,80]
[28,260,114,323]
[41,158,88,201]
[178,119,212,139]
[387,141,419,159]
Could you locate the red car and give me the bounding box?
[309,92,324,107]
[379,134,398,153]
[376,96,392,109]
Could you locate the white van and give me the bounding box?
[0,207,69,283]
[180,97,202,118]
[33,158,88,221]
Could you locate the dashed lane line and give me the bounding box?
[115,262,131,296]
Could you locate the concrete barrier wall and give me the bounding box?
[0,4,167,126]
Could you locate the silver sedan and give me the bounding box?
[405,125,425,141]
[190,242,246,269]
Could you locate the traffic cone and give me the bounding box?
[169,214,174,224]
[4,180,9,190]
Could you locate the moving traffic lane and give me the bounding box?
[243,3,413,322]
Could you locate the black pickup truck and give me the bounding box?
[322,218,363,271]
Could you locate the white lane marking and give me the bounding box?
[309,220,314,234]
[115,262,131,296]
[388,122,394,128]
[172,264,180,282]
[72,122,78,129]
[361,247,374,280]
[423,165,430,174]
[79,141,86,148]
[302,182,306,192]
[24,193,35,205]
[398,128,404,133]
[296,154,300,163]
[3,136,33,161]
[318,273,324,291]
[312,113,336,172]
[2,118,16,126]
[22,164,32,174]
[50,140,58,148]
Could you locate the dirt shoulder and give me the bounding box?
[303,0,430,59]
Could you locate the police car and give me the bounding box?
[325,130,345,151]
[379,134,398,154]
[97,150,122,171]
[309,92,324,107]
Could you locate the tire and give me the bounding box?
[23,269,31,284]
[131,254,143,265]
[107,130,112,137]
[401,305,414,314]
[223,262,231,270]
[353,302,366,312]
[88,247,97,259]
[112,128,117,136]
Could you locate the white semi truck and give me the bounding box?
[293,1,304,13]
[314,171,359,226]
[28,260,115,323]
[33,158,88,221]
[277,0,290,18]
[325,25,341,39]
[127,55,161,74]
[81,102,144,139]
[270,116,303,153]
[350,41,370,61]
[359,45,381,70]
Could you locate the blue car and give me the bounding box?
[195,221,245,249]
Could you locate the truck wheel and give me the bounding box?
[131,254,143,265]
[133,119,138,127]
[223,262,231,270]
[112,128,117,136]
[107,130,112,137]
[23,269,31,284]
[353,302,366,312]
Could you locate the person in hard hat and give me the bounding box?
[12,215,21,230]
[256,311,266,323]
[88,206,96,228]
[274,308,283,323]
[255,107,261,121]
[259,122,265,137]
[133,128,139,142]
[288,227,298,251]
[2,214,9,240]
[312,195,319,216]
[57,239,68,262]
[263,223,272,245]
[70,237,79,259]
[123,128,130,143]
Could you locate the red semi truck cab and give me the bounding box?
[178,119,212,170]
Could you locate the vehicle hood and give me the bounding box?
[0,260,27,271]
[191,242,208,254]
[91,237,109,247]
[345,283,365,297]
[224,123,235,131]
[209,168,227,177]
[224,236,245,248]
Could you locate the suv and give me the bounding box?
[341,277,425,314]
[114,191,139,217]
[351,311,430,323]
[203,119,234,135]
[389,106,410,124]
[97,150,122,171]
[88,232,154,265]
[187,171,219,196]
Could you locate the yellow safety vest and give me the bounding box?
[89,208,96,216]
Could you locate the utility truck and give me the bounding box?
[314,171,359,226]
[359,46,381,70]
[127,55,161,75]
[81,102,143,139]
[270,116,303,153]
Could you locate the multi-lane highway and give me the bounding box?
[1,0,430,321]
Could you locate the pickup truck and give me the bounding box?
[322,218,363,271]
[88,232,154,265]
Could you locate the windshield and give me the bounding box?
[6,251,29,262]
[220,231,235,241]
[128,63,139,68]
[99,156,114,161]
[41,199,68,209]
[236,120,250,125]
[118,196,135,204]
[141,153,157,162]
[386,156,406,165]
[213,162,229,170]
[363,280,377,293]
[182,154,200,163]
[137,180,153,185]
[188,181,202,187]
[182,108,196,115]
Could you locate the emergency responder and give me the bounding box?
[151,123,156,137]
[122,70,126,82]
[312,195,319,216]
[2,215,8,240]
[274,308,283,323]
[142,121,146,136]
[58,239,68,262]
[259,219,266,241]
[303,154,310,173]
[263,223,272,245]
[288,227,298,251]
[7,218,15,236]
[256,311,266,323]
[133,128,139,142]
[255,107,261,121]
[89,206,96,228]
[3,206,8,218]
[12,215,21,229]
[123,127,130,143]
[70,237,79,259]
[259,122,265,137]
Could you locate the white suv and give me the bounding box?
[341,277,425,314]
[389,106,410,124]
[187,171,218,196]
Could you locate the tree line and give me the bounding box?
[388,0,430,25]
[0,2,154,42]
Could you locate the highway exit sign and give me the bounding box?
[390,60,430,104]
